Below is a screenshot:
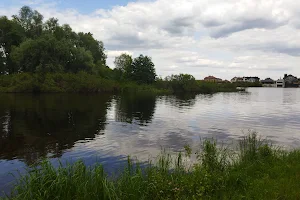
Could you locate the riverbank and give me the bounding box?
[0,72,246,94]
[2,133,300,200]
[0,72,170,94]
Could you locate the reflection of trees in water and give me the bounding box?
[115,94,156,125]
[0,94,112,165]
[165,93,197,109]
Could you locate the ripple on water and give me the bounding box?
[1,88,300,194]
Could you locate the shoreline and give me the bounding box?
[0,72,251,94]
[2,133,300,200]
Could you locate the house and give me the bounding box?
[231,76,259,82]
[204,76,222,82]
[243,77,260,83]
[231,77,244,82]
[276,79,285,88]
[261,78,276,87]
[261,78,275,84]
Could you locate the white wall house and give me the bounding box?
[243,77,260,83]
[276,79,285,88]
[231,77,259,82]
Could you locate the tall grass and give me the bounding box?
[154,79,242,94]
[3,133,300,200]
[0,72,170,94]
[0,73,246,94]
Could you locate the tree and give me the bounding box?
[78,32,106,67]
[11,35,72,73]
[12,6,43,38]
[12,6,33,32]
[129,55,156,84]
[114,53,132,72]
[66,47,95,73]
[1,6,107,75]
[167,74,198,92]
[30,10,43,37]
[43,18,59,33]
[0,16,25,74]
[113,53,132,80]
[93,65,113,79]
[0,50,5,74]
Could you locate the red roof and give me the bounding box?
[204,76,222,80]
[204,76,217,80]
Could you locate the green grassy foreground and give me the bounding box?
[2,133,300,200]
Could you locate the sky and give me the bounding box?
[1,0,300,80]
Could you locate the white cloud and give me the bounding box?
[2,0,300,79]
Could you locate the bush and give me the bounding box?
[0,72,168,94]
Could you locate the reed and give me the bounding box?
[3,133,300,200]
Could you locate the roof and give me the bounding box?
[244,77,260,79]
[204,76,217,79]
[284,75,297,79]
[204,76,221,80]
[231,77,242,79]
[261,78,275,84]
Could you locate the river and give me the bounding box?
[1,87,300,194]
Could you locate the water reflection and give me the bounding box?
[2,89,300,194]
[0,94,112,165]
[164,93,197,109]
[115,94,156,125]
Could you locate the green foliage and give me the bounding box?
[113,53,133,80]
[43,18,59,33]
[233,81,262,87]
[166,74,199,92]
[114,53,132,72]
[65,47,95,73]
[0,51,5,74]
[12,6,43,38]
[10,35,71,73]
[129,54,156,84]
[0,16,25,74]
[0,72,168,94]
[3,133,300,200]
[154,74,239,93]
[0,6,106,75]
[197,81,238,93]
[113,54,157,84]
[77,32,107,67]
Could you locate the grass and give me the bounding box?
[0,72,170,94]
[154,79,244,94]
[3,133,300,200]
[0,72,253,94]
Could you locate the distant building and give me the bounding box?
[231,77,244,82]
[204,76,222,82]
[243,77,260,83]
[231,76,260,83]
[261,78,275,84]
[261,78,276,87]
[262,79,276,87]
[276,79,285,88]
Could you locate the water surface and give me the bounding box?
[1,88,300,194]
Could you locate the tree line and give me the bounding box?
[0,6,157,84]
[0,6,243,93]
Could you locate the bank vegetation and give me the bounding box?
[2,133,300,200]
